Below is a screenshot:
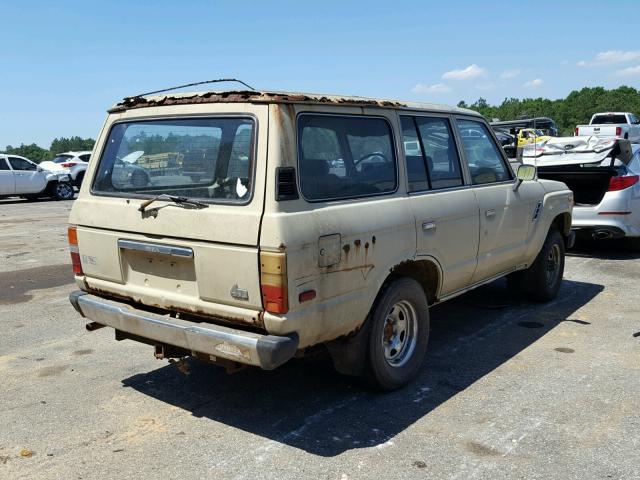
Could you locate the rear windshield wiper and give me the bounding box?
[138,194,209,212]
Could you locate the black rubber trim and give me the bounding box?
[256,332,300,370]
[69,290,87,315]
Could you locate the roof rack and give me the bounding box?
[124,78,257,100]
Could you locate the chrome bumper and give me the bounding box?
[69,291,298,370]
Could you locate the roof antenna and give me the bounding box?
[127,78,257,99]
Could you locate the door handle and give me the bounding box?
[422,221,436,231]
[485,209,496,218]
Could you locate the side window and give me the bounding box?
[80,154,91,162]
[9,157,37,171]
[298,115,396,201]
[0,158,9,170]
[456,119,512,185]
[400,116,429,192]
[415,117,464,189]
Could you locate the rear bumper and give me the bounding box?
[69,291,298,370]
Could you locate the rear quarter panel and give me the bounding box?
[260,104,417,348]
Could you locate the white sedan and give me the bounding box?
[0,154,75,200]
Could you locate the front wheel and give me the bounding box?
[511,228,565,303]
[54,181,75,200]
[364,278,429,390]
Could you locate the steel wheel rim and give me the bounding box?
[546,243,561,286]
[57,183,73,199]
[382,300,418,367]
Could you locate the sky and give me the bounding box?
[1,0,639,148]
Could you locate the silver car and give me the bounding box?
[524,137,640,248]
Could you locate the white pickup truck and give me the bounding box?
[575,112,640,143]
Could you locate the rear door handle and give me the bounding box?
[422,221,436,231]
[485,209,496,218]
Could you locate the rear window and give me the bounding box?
[592,115,628,124]
[298,114,397,201]
[92,117,255,203]
[52,155,74,164]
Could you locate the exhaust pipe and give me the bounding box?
[592,230,614,240]
[86,322,106,331]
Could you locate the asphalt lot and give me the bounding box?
[1,198,639,480]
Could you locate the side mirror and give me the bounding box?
[36,166,43,172]
[513,164,537,191]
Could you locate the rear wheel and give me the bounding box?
[364,278,429,390]
[53,181,74,200]
[625,236,640,252]
[510,228,565,303]
[74,172,85,188]
[131,170,149,187]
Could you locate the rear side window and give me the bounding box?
[456,119,511,185]
[92,117,255,203]
[298,114,396,201]
[0,158,9,170]
[400,116,464,191]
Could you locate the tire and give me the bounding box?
[74,172,85,188]
[625,237,640,252]
[363,278,430,391]
[517,228,565,303]
[131,170,149,187]
[53,181,75,200]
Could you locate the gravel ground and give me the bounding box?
[1,198,639,480]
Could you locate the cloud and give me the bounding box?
[411,83,452,94]
[614,65,640,77]
[442,64,486,80]
[578,50,640,67]
[523,78,543,88]
[500,69,521,79]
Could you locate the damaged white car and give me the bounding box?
[523,136,640,248]
[0,154,75,200]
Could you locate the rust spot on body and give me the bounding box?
[113,90,408,113]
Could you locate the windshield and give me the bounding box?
[92,117,255,203]
[52,154,73,164]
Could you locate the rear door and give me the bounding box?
[0,157,15,195]
[454,117,543,282]
[70,104,269,324]
[400,114,480,295]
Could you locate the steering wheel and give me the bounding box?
[354,152,389,166]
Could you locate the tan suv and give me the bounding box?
[68,89,574,390]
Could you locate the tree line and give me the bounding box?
[458,86,640,136]
[2,136,95,163]
[2,86,638,161]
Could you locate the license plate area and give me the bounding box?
[119,240,198,296]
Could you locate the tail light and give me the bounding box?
[260,251,288,314]
[616,127,622,136]
[68,226,83,274]
[608,175,639,192]
[61,162,77,168]
[574,127,579,136]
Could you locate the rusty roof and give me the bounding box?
[109,90,480,116]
